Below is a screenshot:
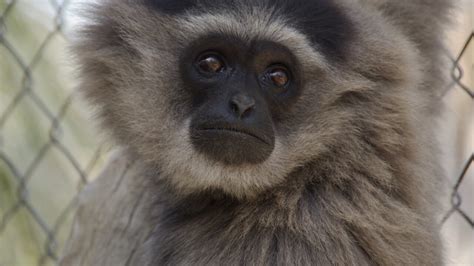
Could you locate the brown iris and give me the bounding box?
[268,68,289,87]
[197,55,225,73]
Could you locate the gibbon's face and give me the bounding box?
[78,0,422,198]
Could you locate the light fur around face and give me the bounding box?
[136,9,333,198]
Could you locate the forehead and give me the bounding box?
[143,0,354,60]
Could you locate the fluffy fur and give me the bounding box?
[74,0,453,264]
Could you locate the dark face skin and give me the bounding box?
[181,36,301,165]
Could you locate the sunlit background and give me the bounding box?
[0,0,472,265]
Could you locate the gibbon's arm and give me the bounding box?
[60,150,151,266]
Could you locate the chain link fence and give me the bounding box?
[0,1,472,265]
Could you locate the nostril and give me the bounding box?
[240,106,253,118]
[230,94,256,119]
[230,102,240,115]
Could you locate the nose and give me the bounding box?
[229,94,256,119]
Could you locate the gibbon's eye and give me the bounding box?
[266,66,290,88]
[197,53,225,73]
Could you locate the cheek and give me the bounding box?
[272,89,321,134]
[166,91,195,123]
[270,84,344,161]
[146,74,195,124]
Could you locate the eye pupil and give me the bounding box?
[269,68,289,87]
[198,55,224,73]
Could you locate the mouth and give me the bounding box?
[198,127,270,145]
[190,122,276,165]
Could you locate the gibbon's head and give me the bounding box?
[76,0,423,198]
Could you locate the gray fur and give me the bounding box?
[74,0,454,265]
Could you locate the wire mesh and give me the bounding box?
[0,1,472,265]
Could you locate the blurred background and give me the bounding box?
[0,0,472,265]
